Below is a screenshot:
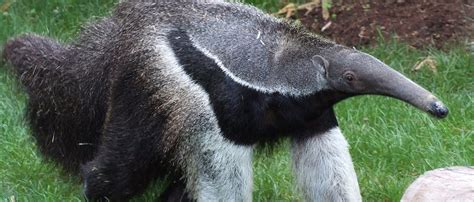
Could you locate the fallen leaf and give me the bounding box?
[321,21,332,32]
[322,0,331,20]
[297,0,321,15]
[1,0,11,12]
[275,3,297,18]
[358,26,369,38]
[412,56,437,73]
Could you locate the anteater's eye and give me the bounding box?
[344,72,355,82]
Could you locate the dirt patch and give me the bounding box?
[287,0,473,48]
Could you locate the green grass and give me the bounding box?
[1,0,473,201]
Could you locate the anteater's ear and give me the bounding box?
[311,55,328,75]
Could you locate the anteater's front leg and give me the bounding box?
[291,110,361,202]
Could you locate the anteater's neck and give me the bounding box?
[167,29,344,145]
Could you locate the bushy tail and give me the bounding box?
[3,34,65,77]
[3,35,105,173]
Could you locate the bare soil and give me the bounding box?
[294,0,473,48]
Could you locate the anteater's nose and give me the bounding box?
[429,101,449,119]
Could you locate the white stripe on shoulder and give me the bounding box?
[189,36,274,94]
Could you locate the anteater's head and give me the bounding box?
[302,44,448,118]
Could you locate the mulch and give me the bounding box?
[286,0,473,48]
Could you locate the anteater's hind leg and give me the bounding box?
[3,35,104,172]
[159,179,192,202]
[80,71,168,201]
[82,116,190,201]
[82,136,165,201]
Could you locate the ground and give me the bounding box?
[0,0,473,201]
[292,0,473,48]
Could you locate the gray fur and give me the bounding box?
[144,31,253,200]
[292,127,361,202]
[115,1,335,96]
[3,0,448,201]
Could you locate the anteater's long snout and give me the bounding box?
[429,100,449,118]
[358,53,449,119]
[379,68,448,118]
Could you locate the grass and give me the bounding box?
[1,0,473,201]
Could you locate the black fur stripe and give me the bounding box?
[167,29,338,145]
